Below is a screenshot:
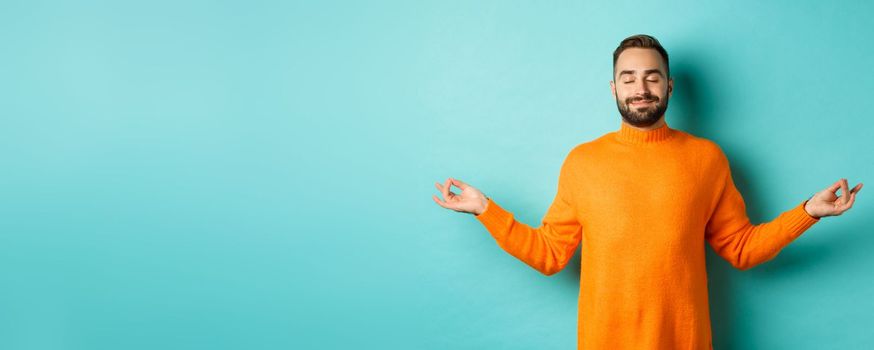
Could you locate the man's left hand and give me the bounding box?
[804,178,862,219]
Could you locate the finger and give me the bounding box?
[847,191,857,208]
[442,178,451,199]
[851,182,863,194]
[435,182,445,199]
[826,179,842,193]
[432,195,448,208]
[841,179,850,204]
[451,177,469,190]
[436,182,457,199]
[836,192,856,215]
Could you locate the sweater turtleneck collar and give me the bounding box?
[616,120,675,145]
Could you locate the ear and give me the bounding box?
[667,78,673,98]
[610,80,616,98]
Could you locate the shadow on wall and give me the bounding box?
[670,54,869,349]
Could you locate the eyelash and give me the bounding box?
[624,79,659,84]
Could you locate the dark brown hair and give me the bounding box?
[612,34,670,79]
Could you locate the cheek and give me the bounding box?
[647,85,666,99]
[615,88,629,100]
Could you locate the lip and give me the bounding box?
[631,100,654,106]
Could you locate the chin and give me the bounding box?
[623,114,662,127]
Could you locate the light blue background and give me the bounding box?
[1,1,871,349]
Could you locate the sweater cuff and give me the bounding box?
[800,199,821,221]
[785,199,820,235]
[474,197,513,238]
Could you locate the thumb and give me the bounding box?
[825,179,842,194]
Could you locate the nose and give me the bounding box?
[633,79,651,95]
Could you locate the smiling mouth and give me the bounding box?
[631,100,655,105]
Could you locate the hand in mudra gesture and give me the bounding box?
[804,178,863,218]
[433,178,490,215]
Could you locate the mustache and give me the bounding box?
[626,95,659,104]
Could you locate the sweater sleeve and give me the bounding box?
[704,158,820,270]
[473,157,582,276]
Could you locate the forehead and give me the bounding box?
[614,48,666,76]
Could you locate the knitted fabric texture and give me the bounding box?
[475,121,819,349]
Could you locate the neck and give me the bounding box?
[622,116,666,131]
[616,116,674,144]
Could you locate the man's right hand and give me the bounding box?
[432,177,489,215]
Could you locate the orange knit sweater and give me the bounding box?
[474,121,820,349]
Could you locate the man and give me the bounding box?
[432,34,862,349]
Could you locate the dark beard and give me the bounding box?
[615,93,669,128]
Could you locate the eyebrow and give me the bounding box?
[618,69,665,78]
